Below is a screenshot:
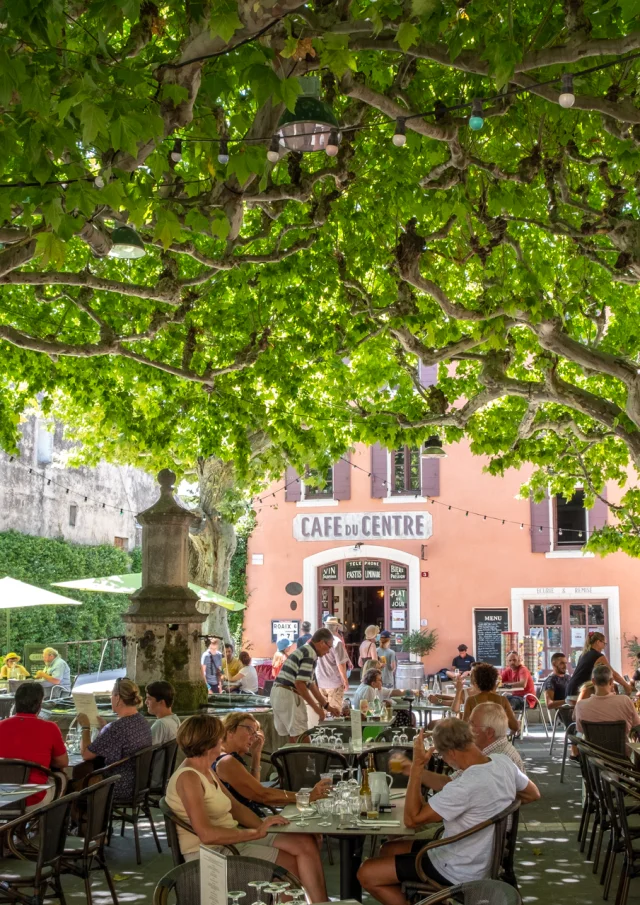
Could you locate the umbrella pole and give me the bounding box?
[6,609,9,652]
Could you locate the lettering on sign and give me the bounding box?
[364,560,382,580]
[473,609,509,666]
[321,564,338,582]
[271,620,300,643]
[320,588,330,605]
[345,560,363,581]
[293,511,433,541]
[390,563,408,581]
[390,587,407,608]
[536,586,593,595]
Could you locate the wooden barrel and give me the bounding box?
[396,663,425,691]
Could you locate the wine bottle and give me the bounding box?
[359,766,371,816]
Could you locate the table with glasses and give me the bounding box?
[269,791,417,901]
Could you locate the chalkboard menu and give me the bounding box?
[345,560,363,580]
[321,564,338,581]
[390,587,407,608]
[390,563,408,581]
[364,560,382,580]
[474,608,509,666]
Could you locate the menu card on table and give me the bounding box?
[351,708,362,752]
[201,846,228,905]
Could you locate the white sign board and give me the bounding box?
[271,620,299,643]
[293,511,432,542]
[350,707,363,753]
[200,846,227,905]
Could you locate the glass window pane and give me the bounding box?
[409,448,421,491]
[556,490,587,547]
[588,604,605,625]
[570,605,586,625]
[546,626,563,651]
[545,605,562,625]
[394,450,405,493]
[528,605,544,626]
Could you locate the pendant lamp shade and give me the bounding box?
[276,77,341,153]
[422,436,447,458]
[109,226,146,259]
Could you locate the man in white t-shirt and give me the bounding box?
[146,681,181,789]
[223,651,259,693]
[315,616,349,710]
[358,720,540,903]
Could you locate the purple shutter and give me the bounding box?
[421,458,440,497]
[284,466,301,502]
[530,493,551,553]
[419,362,438,387]
[333,456,351,500]
[589,486,608,536]
[371,444,388,498]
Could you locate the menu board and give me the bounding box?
[345,560,363,580]
[390,587,407,608]
[474,608,509,665]
[390,563,408,581]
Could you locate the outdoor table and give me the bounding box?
[270,796,417,901]
[279,740,395,764]
[0,784,48,809]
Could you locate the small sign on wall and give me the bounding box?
[271,620,300,643]
[390,587,407,608]
[321,564,338,581]
[390,563,407,581]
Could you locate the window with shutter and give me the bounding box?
[304,467,334,499]
[530,494,551,553]
[392,446,421,494]
[333,456,351,500]
[371,444,388,498]
[555,490,587,548]
[284,466,301,502]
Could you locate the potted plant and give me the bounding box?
[402,628,438,658]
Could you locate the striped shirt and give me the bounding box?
[275,643,317,689]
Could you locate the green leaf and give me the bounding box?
[185,210,211,234]
[276,77,301,114]
[411,0,439,15]
[160,84,189,106]
[41,197,64,231]
[211,211,230,240]
[210,9,242,42]
[110,117,140,158]
[279,36,299,58]
[619,0,640,20]
[35,232,66,268]
[396,21,420,52]
[80,102,109,144]
[153,209,183,249]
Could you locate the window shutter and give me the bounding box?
[284,466,301,502]
[371,444,388,498]
[421,458,440,497]
[589,487,608,535]
[333,456,351,500]
[530,493,551,553]
[419,361,438,387]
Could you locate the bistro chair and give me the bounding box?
[0,789,80,905]
[559,722,578,783]
[59,776,119,905]
[604,774,640,905]
[548,703,574,755]
[582,720,628,758]
[402,801,520,898]
[376,726,420,743]
[357,745,415,789]
[296,724,352,744]
[148,739,179,809]
[271,746,348,792]
[0,759,63,822]
[153,855,307,905]
[415,879,522,904]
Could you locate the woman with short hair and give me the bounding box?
[462,663,519,734]
[166,714,328,902]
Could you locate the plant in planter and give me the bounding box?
[623,634,640,662]
[402,629,438,658]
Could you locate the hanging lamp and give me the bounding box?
[108,226,146,260]
[422,436,447,458]
[275,76,341,154]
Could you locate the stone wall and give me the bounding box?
[0,416,157,550]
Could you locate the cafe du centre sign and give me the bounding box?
[293,511,433,542]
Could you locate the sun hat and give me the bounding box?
[364,625,379,640]
[276,638,291,651]
[325,616,343,628]
[3,653,20,661]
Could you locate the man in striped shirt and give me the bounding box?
[271,628,342,741]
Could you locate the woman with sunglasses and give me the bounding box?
[77,677,151,799]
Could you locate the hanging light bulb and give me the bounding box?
[468,99,484,131]
[267,135,281,164]
[558,73,575,108]
[170,139,183,162]
[392,117,407,147]
[326,128,340,157]
[94,174,105,189]
[108,225,146,260]
[275,76,341,153]
[218,139,230,165]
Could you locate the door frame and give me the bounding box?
[510,585,621,672]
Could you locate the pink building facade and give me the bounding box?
[244,440,640,677]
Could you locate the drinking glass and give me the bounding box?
[248,881,270,905]
[334,796,349,828]
[270,881,290,905]
[228,892,247,905]
[295,789,312,826]
[359,699,369,716]
[264,883,280,905]
[392,731,402,745]
[367,793,381,820]
[399,730,408,746]
[348,790,361,827]
[331,770,343,786]
[316,796,333,827]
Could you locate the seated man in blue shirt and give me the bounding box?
[446,644,475,679]
[34,647,71,692]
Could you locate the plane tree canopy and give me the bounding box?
[1,0,640,554]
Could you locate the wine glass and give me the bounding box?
[248,881,270,905]
[316,796,333,827]
[295,788,312,826]
[334,796,349,828]
[270,881,290,905]
[399,729,408,746]
[264,884,280,905]
[228,892,247,905]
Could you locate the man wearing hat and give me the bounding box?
[446,644,476,679]
[0,653,30,680]
[315,616,350,711]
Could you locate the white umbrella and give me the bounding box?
[52,573,246,611]
[0,576,81,652]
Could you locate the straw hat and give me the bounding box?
[364,625,379,640]
[4,653,20,662]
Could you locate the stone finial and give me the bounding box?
[158,468,176,496]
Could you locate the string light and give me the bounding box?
[267,136,280,164]
[170,139,183,162]
[326,128,340,157]
[468,98,484,131]
[558,73,575,108]
[218,139,230,165]
[392,118,407,147]
[94,174,105,189]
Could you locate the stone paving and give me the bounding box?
[54,728,640,903]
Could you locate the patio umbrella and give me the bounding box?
[52,573,246,611]
[0,576,82,651]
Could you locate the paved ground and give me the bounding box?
[55,728,638,903]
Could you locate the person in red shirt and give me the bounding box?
[0,682,68,808]
[500,650,536,711]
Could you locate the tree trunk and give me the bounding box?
[189,456,238,641]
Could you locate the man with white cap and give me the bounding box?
[315,616,350,711]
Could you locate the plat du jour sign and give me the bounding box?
[293,511,433,541]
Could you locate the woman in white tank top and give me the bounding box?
[167,714,328,902]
